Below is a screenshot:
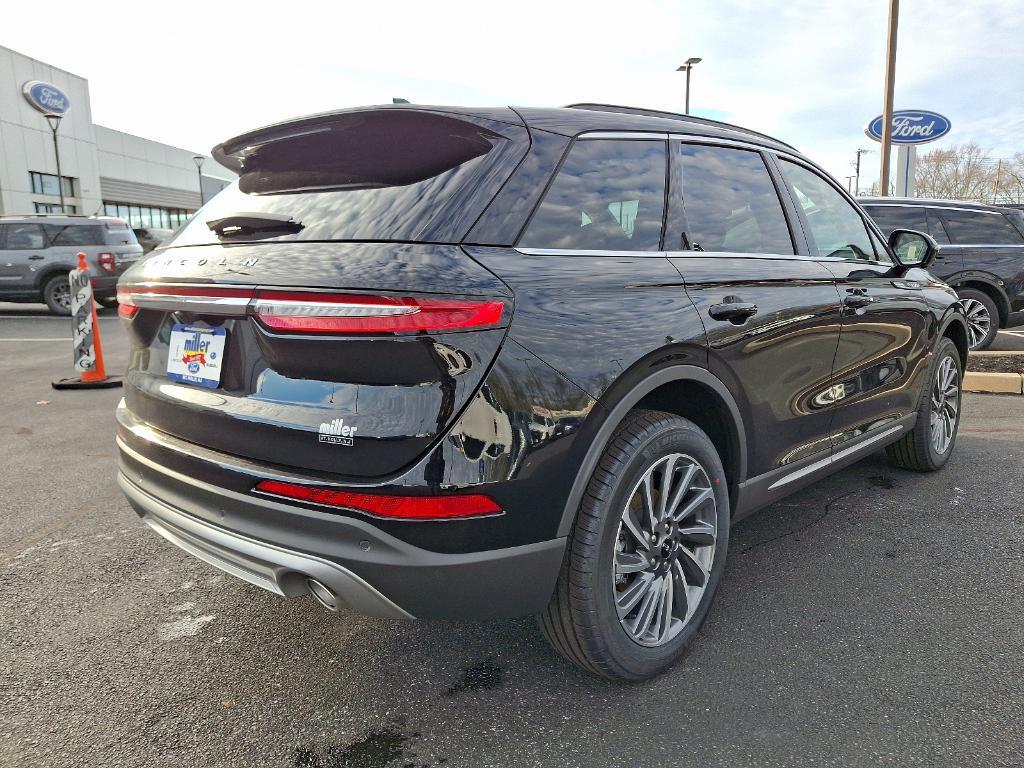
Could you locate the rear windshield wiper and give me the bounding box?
[206,213,303,239]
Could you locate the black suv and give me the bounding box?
[862,197,1024,349]
[115,104,967,681]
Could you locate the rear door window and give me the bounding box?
[863,205,929,236]
[43,224,105,246]
[519,139,666,251]
[2,224,46,250]
[937,209,1024,245]
[779,160,881,262]
[678,144,793,254]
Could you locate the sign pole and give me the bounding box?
[878,0,899,196]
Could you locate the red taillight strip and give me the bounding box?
[115,284,505,334]
[253,479,503,520]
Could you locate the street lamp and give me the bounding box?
[192,155,206,206]
[676,57,702,115]
[45,114,65,211]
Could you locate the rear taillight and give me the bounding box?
[116,284,506,334]
[97,253,116,273]
[251,290,504,334]
[253,479,502,520]
[116,286,138,318]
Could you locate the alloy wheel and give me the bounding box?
[930,356,960,455]
[52,280,72,310]
[961,298,991,349]
[613,453,717,647]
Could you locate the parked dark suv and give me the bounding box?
[862,197,1024,349]
[115,104,968,680]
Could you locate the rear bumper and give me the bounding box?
[117,438,566,620]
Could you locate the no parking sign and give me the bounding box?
[51,253,121,390]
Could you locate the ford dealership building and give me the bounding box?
[0,45,233,227]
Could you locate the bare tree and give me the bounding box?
[995,152,1024,204]
[915,143,996,200]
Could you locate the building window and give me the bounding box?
[30,172,75,198]
[102,201,193,229]
[33,202,78,214]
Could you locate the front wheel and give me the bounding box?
[539,409,730,681]
[957,289,998,350]
[885,337,963,472]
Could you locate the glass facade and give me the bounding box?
[30,171,75,198]
[102,202,193,229]
[33,202,77,214]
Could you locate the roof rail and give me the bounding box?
[564,103,796,150]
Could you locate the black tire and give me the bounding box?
[957,288,998,350]
[96,297,119,310]
[885,337,962,472]
[538,409,730,681]
[42,274,72,316]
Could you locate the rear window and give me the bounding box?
[169,110,526,246]
[678,144,793,254]
[938,209,1024,246]
[42,224,105,247]
[863,205,929,236]
[519,139,666,251]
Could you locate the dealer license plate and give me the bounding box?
[167,324,226,389]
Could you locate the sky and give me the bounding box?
[2,0,1022,191]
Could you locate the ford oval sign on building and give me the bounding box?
[22,81,71,116]
[865,110,950,145]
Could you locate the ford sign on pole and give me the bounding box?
[865,110,951,145]
[22,80,71,116]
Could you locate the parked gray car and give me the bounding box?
[0,215,143,314]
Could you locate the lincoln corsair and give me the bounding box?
[115,104,967,680]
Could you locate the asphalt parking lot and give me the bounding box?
[2,302,1023,768]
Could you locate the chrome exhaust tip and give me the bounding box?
[306,577,339,611]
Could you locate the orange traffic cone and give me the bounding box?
[52,252,123,390]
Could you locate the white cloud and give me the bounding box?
[1,0,1020,191]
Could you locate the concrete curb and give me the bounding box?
[963,371,1024,395]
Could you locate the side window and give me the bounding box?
[43,224,105,247]
[2,224,46,250]
[678,144,793,254]
[519,139,666,251]
[924,208,951,244]
[779,160,877,261]
[938,210,1024,246]
[863,205,928,236]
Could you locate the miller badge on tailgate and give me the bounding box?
[167,324,227,389]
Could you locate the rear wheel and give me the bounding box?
[539,409,730,681]
[957,288,998,350]
[885,337,962,471]
[42,274,72,316]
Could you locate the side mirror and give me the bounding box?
[888,228,938,268]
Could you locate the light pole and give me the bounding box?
[676,57,702,115]
[853,148,871,196]
[45,114,65,211]
[845,175,856,193]
[878,0,899,196]
[192,155,206,206]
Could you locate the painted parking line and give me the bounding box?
[998,331,1024,338]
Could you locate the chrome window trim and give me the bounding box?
[515,247,665,257]
[575,131,670,141]
[864,203,1004,215]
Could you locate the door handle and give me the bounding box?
[28,255,44,260]
[708,299,758,323]
[843,294,875,309]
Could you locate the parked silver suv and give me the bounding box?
[0,215,144,314]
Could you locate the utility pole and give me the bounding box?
[677,58,702,115]
[878,0,900,196]
[853,148,871,196]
